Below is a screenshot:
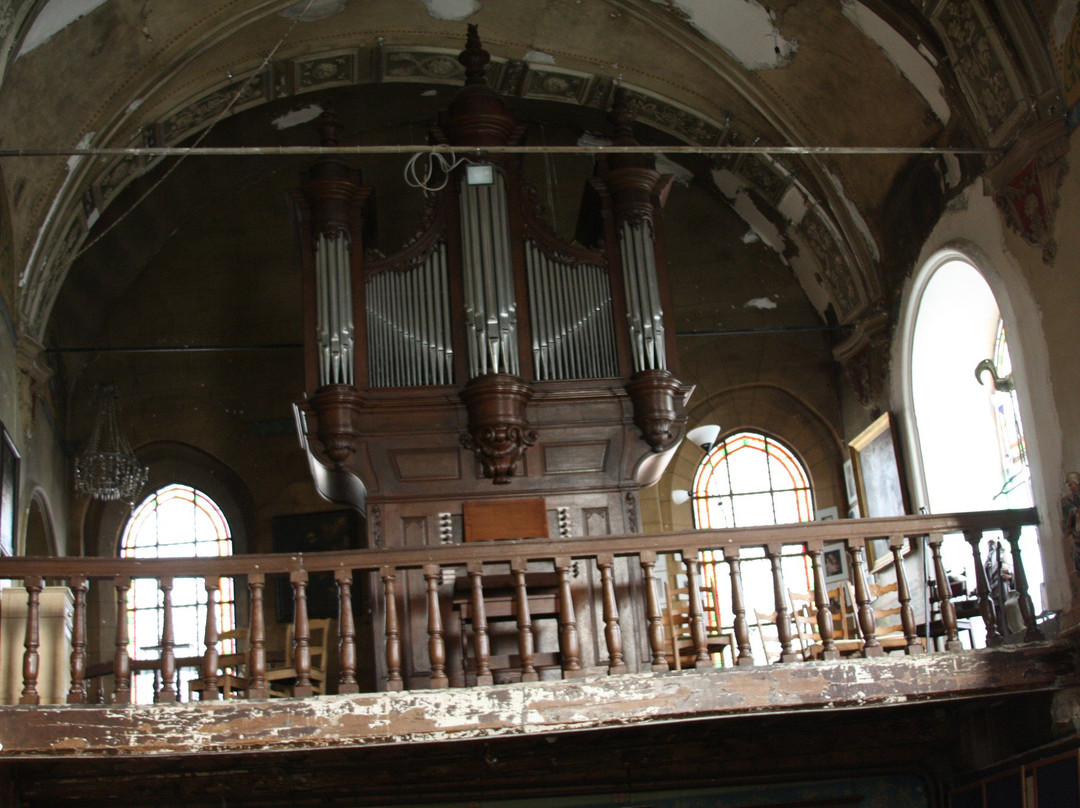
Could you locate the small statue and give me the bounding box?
[1062,471,1080,573]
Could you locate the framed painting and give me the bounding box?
[273,509,361,622]
[0,423,18,557]
[849,413,910,570]
[822,541,849,585]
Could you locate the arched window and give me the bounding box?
[692,431,814,529]
[121,484,236,702]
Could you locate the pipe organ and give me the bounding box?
[291,27,691,689]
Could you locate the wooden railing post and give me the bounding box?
[509,558,537,682]
[66,575,89,704]
[157,576,177,703]
[682,550,711,669]
[246,573,268,699]
[422,564,448,688]
[1004,527,1045,642]
[726,551,755,666]
[765,543,798,662]
[639,551,668,671]
[19,575,43,705]
[465,561,491,686]
[964,530,1003,646]
[597,553,626,674]
[198,577,221,700]
[555,556,582,675]
[380,566,404,691]
[290,570,314,696]
[927,534,962,651]
[112,576,132,704]
[848,541,883,657]
[890,536,922,654]
[336,569,360,693]
[807,545,838,659]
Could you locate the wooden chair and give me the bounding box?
[267,618,332,697]
[662,585,733,670]
[788,590,863,660]
[854,582,923,654]
[187,628,249,700]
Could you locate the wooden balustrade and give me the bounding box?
[0,509,1047,706]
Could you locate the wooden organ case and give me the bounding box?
[291,27,691,688]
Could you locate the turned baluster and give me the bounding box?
[19,575,43,705]
[246,573,268,698]
[422,564,448,688]
[766,543,798,662]
[807,546,838,659]
[928,533,963,651]
[336,569,360,693]
[157,577,177,703]
[199,577,221,700]
[466,561,491,685]
[848,542,883,657]
[291,570,314,696]
[640,551,668,671]
[67,576,89,704]
[510,559,537,682]
[112,576,132,704]
[726,552,754,666]
[682,550,711,669]
[1004,527,1045,641]
[964,530,1002,646]
[890,536,922,654]
[554,556,582,674]
[597,554,626,674]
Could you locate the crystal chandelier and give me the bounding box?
[74,383,148,505]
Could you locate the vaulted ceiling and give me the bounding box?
[0,0,1063,488]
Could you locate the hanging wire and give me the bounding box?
[403,150,469,194]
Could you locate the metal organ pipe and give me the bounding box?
[460,173,518,379]
[365,242,453,388]
[619,219,667,372]
[315,232,354,386]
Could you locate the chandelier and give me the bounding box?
[74,383,148,505]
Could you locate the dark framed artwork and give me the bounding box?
[273,509,360,622]
[0,423,18,557]
[849,413,910,570]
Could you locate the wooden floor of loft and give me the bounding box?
[1,640,1078,807]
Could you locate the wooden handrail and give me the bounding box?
[0,509,1040,579]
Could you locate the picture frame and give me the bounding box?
[849,412,910,570]
[843,459,858,506]
[273,509,361,622]
[0,423,18,557]
[822,541,849,584]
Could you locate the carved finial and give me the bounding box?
[459,24,490,86]
[315,102,344,147]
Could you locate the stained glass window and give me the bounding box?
[121,484,235,702]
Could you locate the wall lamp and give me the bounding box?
[671,424,722,505]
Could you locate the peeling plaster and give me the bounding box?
[18,0,109,57]
[841,1,950,124]
[524,50,556,65]
[711,168,785,254]
[745,296,778,309]
[655,0,796,70]
[273,104,324,130]
[418,0,481,21]
[823,167,880,262]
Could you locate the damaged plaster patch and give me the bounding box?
[524,50,556,65]
[273,104,324,130]
[18,0,109,57]
[841,1,950,124]
[711,168,785,255]
[418,0,481,21]
[745,296,778,309]
[823,167,880,262]
[655,0,796,69]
